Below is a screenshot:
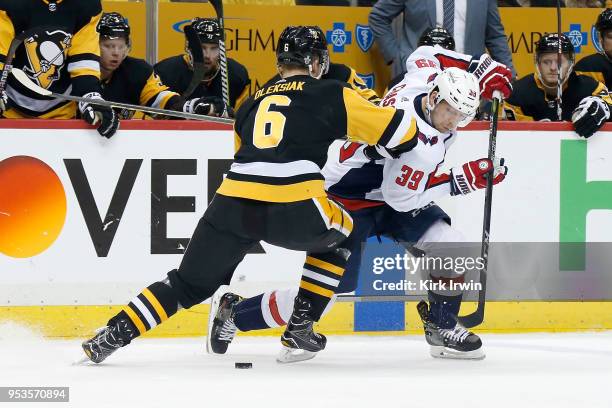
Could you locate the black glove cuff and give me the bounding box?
[363,145,385,160]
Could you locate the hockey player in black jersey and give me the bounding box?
[266,26,380,104]
[97,12,229,119]
[575,8,612,89]
[0,0,118,138]
[154,18,250,116]
[505,33,612,138]
[206,43,513,362]
[80,25,420,364]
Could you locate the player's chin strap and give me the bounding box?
[308,53,330,80]
[309,63,322,80]
[535,61,574,93]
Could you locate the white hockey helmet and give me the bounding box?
[427,67,480,127]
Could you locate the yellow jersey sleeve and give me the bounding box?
[346,67,381,104]
[0,10,15,71]
[67,12,101,80]
[342,86,417,148]
[575,70,606,86]
[591,81,612,105]
[140,72,178,109]
[503,101,534,121]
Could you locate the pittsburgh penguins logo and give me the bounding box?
[42,0,64,12]
[23,30,72,89]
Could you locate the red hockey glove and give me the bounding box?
[468,54,513,100]
[450,158,507,196]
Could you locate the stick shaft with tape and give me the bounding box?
[10,67,234,124]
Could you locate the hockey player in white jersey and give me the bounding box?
[207,45,512,362]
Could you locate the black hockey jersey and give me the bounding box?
[101,56,179,119]
[504,72,612,121]
[0,0,102,118]
[154,54,250,109]
[268,62,380,104]
[216,75,418,203]
[575,52,612,89]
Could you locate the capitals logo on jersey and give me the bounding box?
[23,30,72,89]
[418,132,439,146]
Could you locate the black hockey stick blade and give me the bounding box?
[455,267,488,328]
[182,24,205,99]
[0,25,55,92]
[454,91,502,328]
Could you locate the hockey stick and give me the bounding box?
[182,24,205,99]
[453,90,502,328]
[210,0,230,106]
[556,0,563,121]
[11,67,234,124]
[0,26,55,93]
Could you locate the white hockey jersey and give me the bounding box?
[323,45,475,212]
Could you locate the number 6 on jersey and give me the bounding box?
[253,95,291,149]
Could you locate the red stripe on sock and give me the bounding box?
[269,291,286,326]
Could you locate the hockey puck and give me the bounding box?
[235,362,253,369]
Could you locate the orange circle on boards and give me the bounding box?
[0,156,67,258]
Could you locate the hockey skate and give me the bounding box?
[277,295,326,364]
[78,318,136,364]
[417,300,485,360]
[206,287,243,354]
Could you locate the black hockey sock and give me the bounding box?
[233,294,271,331]
[428,291,462,329]
[298,249,347,320]
[109,281,180,339]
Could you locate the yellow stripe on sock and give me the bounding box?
[305,256,345,277]
[300,281,334,298]
[142,288,168,322]
[124,305,146,335]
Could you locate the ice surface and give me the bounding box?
[0,323,610,408]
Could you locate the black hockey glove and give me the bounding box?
[364,145,396,160]
[364,135,418,160]
[183,96,234,118]
[572,96,610,139]
[79,92,120,138]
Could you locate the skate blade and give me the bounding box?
[72,352,95,366]
[430,346,486,360]
[276,346,318,364]
[206,285,229,355]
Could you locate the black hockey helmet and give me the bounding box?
[535,33,575,61]
[418,27,455,51]
[97,12,130,43]
[277,26,329,77]
[534,33,575,88]
[596,8,612,35]
[189,18,222,44]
